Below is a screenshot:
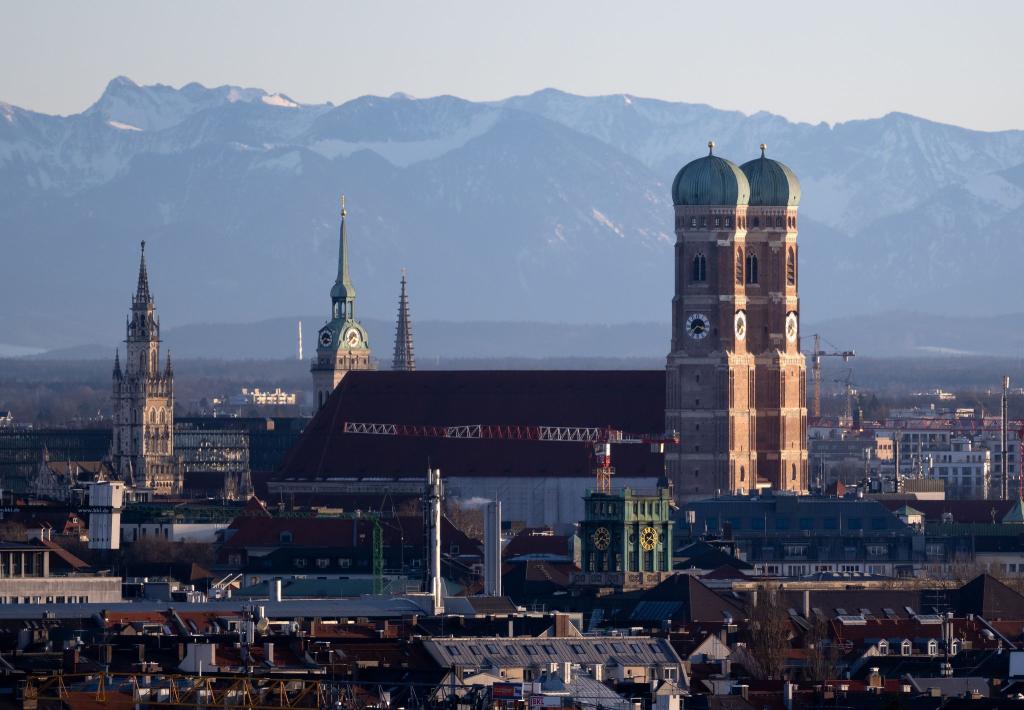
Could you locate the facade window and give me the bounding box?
[725,216,732,227]
[787,248,796,286]
[690,217,697,228]
[279,531,293,544]
[735,248,744,284]
[740,466,746,482]
[776,217,783,228]
[791,464,797,481]
[294,558,307,568]
[692,253,707,282]
[715,217,721,227]
[316,558,330,569]
[745,253,758,284]
[753,216,760,228]
[700,216,707,227]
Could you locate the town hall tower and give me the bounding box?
[111,242,182,495]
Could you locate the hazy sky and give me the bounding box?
[2,0,1022,131]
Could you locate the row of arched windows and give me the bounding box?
[680,214,797,231]
[689,247,797,286]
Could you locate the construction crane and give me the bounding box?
[833,369,858,424]
[341,422,679,493]
[802,333,855,418]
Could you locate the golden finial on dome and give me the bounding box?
[707,140,715,155]
[760,143,767,157]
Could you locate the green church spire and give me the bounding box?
[331,195,355,311]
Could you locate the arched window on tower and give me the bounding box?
[735,249,744,285]
[753,216,760,228]
[776,216,783,228]
[691,253,707,282]
[787,248,796,286]
[745,253,759,284]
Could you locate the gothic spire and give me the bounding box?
[392,270,415,371]
[164,349,173,377]
[135,240,152,305]
[113,349,122,379]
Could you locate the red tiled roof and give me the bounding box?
[276,370,666,479]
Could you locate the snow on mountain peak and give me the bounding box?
[107,119,142,131]
[261,93,300,108]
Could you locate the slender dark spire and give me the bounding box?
[392,270,415,371]
[134,240,152,304]
[330,195,356,310]
[113,349,122,378]
[164,349,173,377]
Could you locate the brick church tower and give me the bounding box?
[311,196,373,408]
[665,143,758,498]
[741,145,808,492]
[665,143,807,498]
[111,241,182,495]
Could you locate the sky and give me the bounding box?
[2,0,1023,131]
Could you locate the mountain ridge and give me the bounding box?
[2,79,1023,354]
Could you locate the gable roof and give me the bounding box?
[631,575,747,624]
[955,574,1024,619]
[277,370,666,479]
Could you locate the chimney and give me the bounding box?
[426,468,444,616]
[803,590,811,619]
[508,616,514,638]
[484,500,502,596]
[557,661,571,685]
[265,642,274,665]
[592,664,604,681]
[268,579,282,603]
[784,681,795,710]
[867,668,882,689]
[738,684,749,700]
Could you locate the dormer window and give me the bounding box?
[878,639,889,655]
[901,639,912,656]
[927,639,938,656]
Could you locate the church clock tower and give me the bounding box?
[311,196,373,408]
[665,143,758,499]
[111,241,182,495]
[740,145,808,493]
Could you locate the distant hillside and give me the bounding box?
[26,311,1024,361]
[3,79,1024,352]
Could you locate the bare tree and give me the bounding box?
[803,616,840,682]
[738,586,792,680]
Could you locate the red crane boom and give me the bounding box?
[341,421,678,493]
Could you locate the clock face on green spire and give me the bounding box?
[319,329,333,347]
[344,327,362,348]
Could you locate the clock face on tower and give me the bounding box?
[785,312,799,343]
[734,310,747,340]
[640,527,659,551]
[319,329,333,347]
[686,313,711,340]
[592,527,611,551]
[344,327,361,348]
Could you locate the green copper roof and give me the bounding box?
[331,197,355,303]
[672,142,750,207]
[1002,498,1024,524]
[740,145,801,207]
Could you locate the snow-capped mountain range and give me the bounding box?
[2,77,1023,353]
